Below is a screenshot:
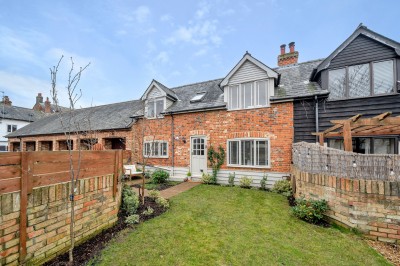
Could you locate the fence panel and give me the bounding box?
[293,142,400,181]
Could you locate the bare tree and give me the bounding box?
[50,56,90,264]
[133,113,170,204]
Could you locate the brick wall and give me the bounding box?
[133,102,293,174]
[0,175,121,265]
[292,166,400,244]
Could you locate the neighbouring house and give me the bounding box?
[294,24,400,154]
[0,96,44,151]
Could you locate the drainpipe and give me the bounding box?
[315,95,319,143]
[170,113,175,177]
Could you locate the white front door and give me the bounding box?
[191,136,207,176]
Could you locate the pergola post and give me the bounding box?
[318,133,324,146]
[343,121,353,152]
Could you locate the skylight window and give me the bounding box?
[190,92,206,103]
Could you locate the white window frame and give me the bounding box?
[227,138,270,168]
[143,141,168,158]
[7,124,17,132]
[227,80,269,110]
[146,98,165,119]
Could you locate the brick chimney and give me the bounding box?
[1,96,12,106]
[36,93,43,104]
[44,97,51,113]
[278,42,299,67]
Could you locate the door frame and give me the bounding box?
[190,135,207,176]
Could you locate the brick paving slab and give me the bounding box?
[159,182,201,199]
[125,179,200,199]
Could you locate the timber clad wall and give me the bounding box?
[292,166,400,244]
[0,151,122,265]
[134,102,293,174]
[294,94,400,143]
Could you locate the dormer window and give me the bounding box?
[190,92,206,103]
[147,99,164,118]
[228,80,269,110]
[328,59,395,100]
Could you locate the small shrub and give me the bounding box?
[122,185,139,215]
[187,171,192,177]
[292,197,329,224]
[272,180,292,194]
[144,171,151,179]
[151,169,169,184]
[239,176,253,188]
[155,197,170,209]
[142,206,154,216]
[228,172,235,187]
[201,173,214,184]
[148,189,160,200]
[125,214,140,225]
[260,174,268,191]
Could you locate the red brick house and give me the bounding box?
[6,48,324,187]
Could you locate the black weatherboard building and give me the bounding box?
[293,24,400,154]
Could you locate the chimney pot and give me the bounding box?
[45,97,51,113]
[36,93,43,104]
[289,42,295,53]
[280,44,286,55]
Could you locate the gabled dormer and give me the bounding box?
[141,80,177,118]
[312,24,400,101]
[221,52,279,110]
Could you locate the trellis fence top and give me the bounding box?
[292,142,400,181]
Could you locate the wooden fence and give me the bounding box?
[292,142,400,181]
[0,150,123,263]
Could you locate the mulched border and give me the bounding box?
[44,197,166,266]
[131,182,178,191]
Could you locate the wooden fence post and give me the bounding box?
[19,152,29,263]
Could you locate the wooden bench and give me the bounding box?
[123,165,143,180]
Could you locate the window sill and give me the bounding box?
[227,164,271,169]
[227,105,270,112]
[143,156,169,159]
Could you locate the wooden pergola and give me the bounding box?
[313,112,400,152]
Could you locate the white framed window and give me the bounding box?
[227,80,269,110]
[147,99,164,118]
[7,125,17,132]
[227,138,270,168]
[143,141,168,158]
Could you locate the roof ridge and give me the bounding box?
[274,58,325,70]
[69,99,142,111]
[171,78,223,90]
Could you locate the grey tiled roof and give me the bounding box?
[165,79,225,113]
[273,59,329,100]
[0,104,44,122]
[153,80,178,100]
[6,100,143,138]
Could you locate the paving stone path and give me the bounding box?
[128,179,201,199]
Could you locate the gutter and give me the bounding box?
[161,105,227,115]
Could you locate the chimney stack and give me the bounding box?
[278,42,299,67]
[1,96,12,106]
[45,97,51,113]
[36,93,43,104]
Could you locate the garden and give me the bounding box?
[94,184,389,265]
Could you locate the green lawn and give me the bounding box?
[95,185,388,266]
